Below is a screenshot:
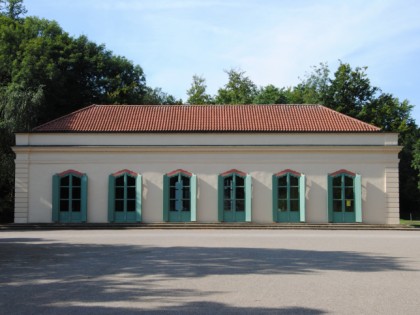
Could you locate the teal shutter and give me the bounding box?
[108,175,115,222]
[245,174,252,222]
[190,174,197,222]
[218,175,224,222]
[272,174,278,222]
[299,174,306,222]
[52,174,60,222]
[136,175,142,222]
[81,174,88,223]
[355,174,362,223]
[327,175,333,222]
[163,174,169,222]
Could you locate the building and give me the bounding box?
[13,104,401,224]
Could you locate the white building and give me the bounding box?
[13,104,401,224]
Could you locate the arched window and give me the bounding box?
[328,170,362,223]
[163,169,197,222]
[108,170,142,223]
[218,169,251,222]
[52,170,87,223]
[272,170,306,223]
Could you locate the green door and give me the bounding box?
[276,174,300,223]
[59,175,83,223]
[332,174,356,223]
[169,174,191,222]
[223,174,246,222]
[114,174,137,223]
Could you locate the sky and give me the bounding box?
[24,0,420,124]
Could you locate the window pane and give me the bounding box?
[116,187,124,199]
[224,200,232,211]
[72,187,81,199]
[115,200,124,212]
[116,176,124,186]
[345,188,354,199]
[278,187,287,199]
[60,200,69,212]
[224,187,231,199]
[127,200,136,212]
[224,176,233,187]
[333,200,342,212]
[170,187,176,199]
[127,187,136,199]
[236,187,245,199]
[236,200,245,212]
[345,200,354,212]
[182,200,190,212]
[182,176,190,187]
[127,176,136,186]
[72,200,81,212]
[290,176,299,186]
[236,176,244,186]
[72,176,81,187]
[60,187,69,199]
[333,176,341,187]
[278,199,287,212]
[61,176,69,186]
[290,187,299,199]
[333,187,342,199]
[169,200,176,211]
[183,188,190,199]
[290,200,299,212]
[278,176,287,187]
[345,176,353,186]
[170,176,178,186]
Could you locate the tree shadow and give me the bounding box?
[0,237,414,314]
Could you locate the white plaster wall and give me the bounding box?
[24,148,398,224]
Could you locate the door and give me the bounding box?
[332,175,356,223]
[169,174,191,222]
[114,174,137,223]
[277,174,300,223]
[223,174,246,222]
[59,175,83,223]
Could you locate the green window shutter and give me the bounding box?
[272,174,278,222]
[218,175,224,222]
[355,174,362,223]
[52,174,60,222]
[299,174,306,222]
[245,174,252,222]
[163,174,169,222]
[136,175,142,222]
[108,175,115,222]
[81,174,88,223]
[327,175,333,222]
[190,174,197,222]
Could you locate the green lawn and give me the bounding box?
[400,219,420,227]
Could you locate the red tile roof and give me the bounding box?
[33,104,381,133]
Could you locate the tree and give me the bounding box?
[413,137,420,190]
[186,75,212,104]
[143,87,182,105]
[0,0,27,19]
[215,69,257,104]
[253,84,289,104]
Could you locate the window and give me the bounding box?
[108,170,142,223]
[328,170,362,223]
[52,170,87,223]
[218,169,252,222]
[272,170,305,222]
[163,170,197,222]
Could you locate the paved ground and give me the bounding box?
[0,230,419,314]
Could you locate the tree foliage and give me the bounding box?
[186,75,212,104]
[215,69,257,104]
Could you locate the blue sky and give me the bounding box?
[24,0,420,124]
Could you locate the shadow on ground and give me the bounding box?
[0,237,413,314]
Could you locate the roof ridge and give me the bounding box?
[33,104,98,131]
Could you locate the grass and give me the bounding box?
[400,219,420,227]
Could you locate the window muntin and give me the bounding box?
[223,173,245,212]
[332,173,355,213]
[277,173,300,213]
[59,174,81,212]
[169,173,191,212]
[114,173,137,212]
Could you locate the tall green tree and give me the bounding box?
[186,75,212,104]
[0,0,26,19]
[215,69,257,104]
[253,84,289,104]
